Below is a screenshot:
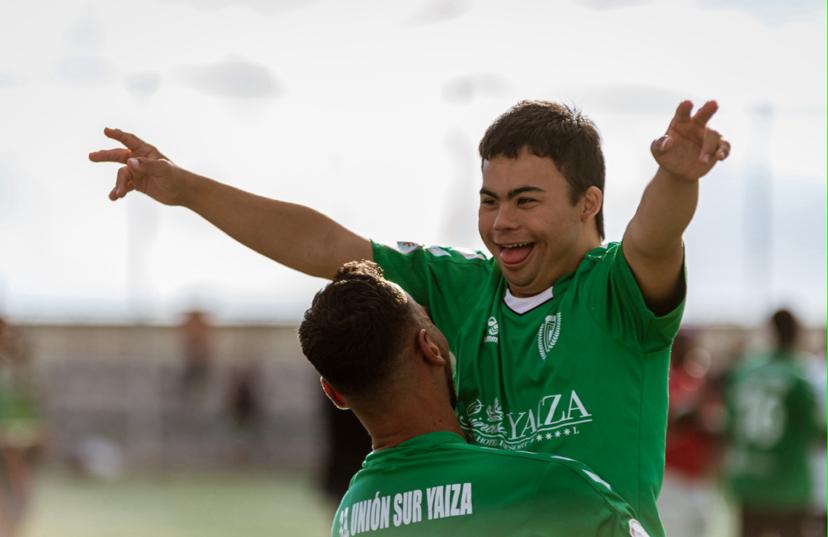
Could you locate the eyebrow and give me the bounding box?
[479,186,545,200]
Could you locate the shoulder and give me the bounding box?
[446,443,621,501]
[576,242,617,272]
[570,242,628,286]
[372,241,492,266]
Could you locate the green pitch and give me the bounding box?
[27,470,332,537]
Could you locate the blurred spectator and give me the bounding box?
[226,362,264,465]
[658,329,724,537]
[723,309,825,537]
[0,316,45,537]
[803,335,826,536]
[179,310,214,402]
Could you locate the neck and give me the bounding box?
[557,239,599,279]
[354,390,464,451]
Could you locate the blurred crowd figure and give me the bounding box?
[723,309,826,537]
[225,362,265,465]
[0,316,45,537]
[659,329,725,537]
[179,310,214,404]
[803,335,826,533]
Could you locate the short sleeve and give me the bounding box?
[371,241,494,346]
[582,242,685,354]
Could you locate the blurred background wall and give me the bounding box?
[11,320,822,473]
[25,322,320,472]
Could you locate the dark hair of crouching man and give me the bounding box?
[298,260,461,450]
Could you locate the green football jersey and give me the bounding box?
[332,431,648,537]
[372,241,684,537]
[724,353,822,508]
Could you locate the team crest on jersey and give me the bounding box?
[537,313,562,360]
[395,241,422,254]
[483,316,499,344]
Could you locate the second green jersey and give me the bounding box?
[724,353,822,508]
[333,431,647,537]
[372,241,684,537]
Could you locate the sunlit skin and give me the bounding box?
[478,147,602,298]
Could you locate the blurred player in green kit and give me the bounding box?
[91,97,730,536]
[299,260,647,537]
[724,309,825,537]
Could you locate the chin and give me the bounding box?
[503,275,532,293]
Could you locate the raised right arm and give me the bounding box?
[90,128,372,279]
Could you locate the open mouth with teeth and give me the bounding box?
[498,242,535,267]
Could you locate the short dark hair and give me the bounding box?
[298,261,412,395]
[771,308,800,351]
[479,100,606,239]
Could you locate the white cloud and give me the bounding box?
[0,0,823,324]
[407,0,472,25]
[443,73,512,104]
[64,10,107,52]
[124,72,163,100]
[53,56,118,86]
[0,72,22,88]
[161,0,316,15]
[179,57,283,99]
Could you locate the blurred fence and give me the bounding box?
[19,324,322,472]
[11,322,825,473]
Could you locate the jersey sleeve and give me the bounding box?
[535,458,651,537]
[582,242,685,354]
[371,241,494,345]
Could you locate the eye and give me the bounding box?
[480,197,496,207]
[516,197,537,207]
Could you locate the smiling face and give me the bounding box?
[479,147,602,297]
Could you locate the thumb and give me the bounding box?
[650,135,672,155]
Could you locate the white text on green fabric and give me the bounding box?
[337,483,473,536]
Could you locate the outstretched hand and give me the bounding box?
[89,128,185,205]
[651,100,731,182]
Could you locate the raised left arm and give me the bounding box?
[623,100,731,314]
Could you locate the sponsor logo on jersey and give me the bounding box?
[628,519,650,537]
[483,316,499,344]
[458,390,592,450]
[537,313,562,360]
[395,241,422,254]
[426,246,451,257]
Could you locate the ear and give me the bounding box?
[416,329,447,366]
[581,186,602,222]
[320,377,350,410]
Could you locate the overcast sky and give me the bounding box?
[0,0,825,325]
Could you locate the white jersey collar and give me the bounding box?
[503,286,554,314]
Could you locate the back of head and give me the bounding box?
[478,100,606,239]
[298,261,412,397]
[770,308,800,353]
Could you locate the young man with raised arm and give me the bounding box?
[90,99,730,536]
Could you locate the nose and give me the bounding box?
[493,205,518,231]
